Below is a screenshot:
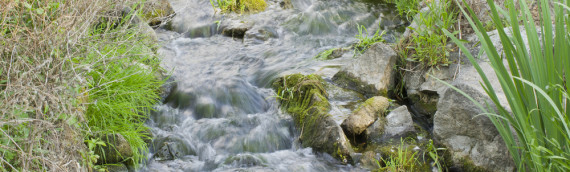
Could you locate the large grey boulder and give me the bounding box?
[420,26,540,171]
[433,82,514,171]
[433,56,513,171]
[332,43,397,96]
[341,96,390,136]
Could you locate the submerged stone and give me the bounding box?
[359,151,381,170]
[272,74,353,163]
[221,19,254,39]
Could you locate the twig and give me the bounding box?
[5,46,15,101]
[0,128,24,153]
[0,156,17,171]
[453,15,462,80]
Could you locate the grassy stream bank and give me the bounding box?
[1,0,166,171]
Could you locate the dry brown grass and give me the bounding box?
[0,0,142,171]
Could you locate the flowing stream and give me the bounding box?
[144,0,406,171]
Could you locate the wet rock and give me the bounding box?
[280,0,293,9]
[221,19,254,39]
[152,134,197,161]
[332,43,397,96]
[106,163,129,172]
[366,106,415,143]
[95,134,133,164]
[223,154,267,167]
[244,26,279,43]
[341,96,389,136]
[153,142,181,161]
[359,151,380,170]
[272,74,353,163]
[142,0,175,28]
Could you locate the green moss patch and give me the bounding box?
[272,74,353,163]
[272,74,330,132]
[211,0,267,14]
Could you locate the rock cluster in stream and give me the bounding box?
[274,32,522,170]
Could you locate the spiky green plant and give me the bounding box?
[441,0,570,170]
[354,25,386,56]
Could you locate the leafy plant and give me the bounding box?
[441,0,570,170]
[354,25,386,56]
[81,138,107,172]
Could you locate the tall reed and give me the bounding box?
[442,0,570,170]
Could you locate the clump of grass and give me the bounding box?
[404,0,457,67]
[441,0,570,170]
[376,138,420,171]
[83,19,165,167]
[0,0,165,171]
[210,0,267,14]
[354,25,386,56]
[386,0,420,19]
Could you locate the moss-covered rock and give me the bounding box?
[272,74,353,163]
[95,134,133,164]
[280,0,293,9]
[341,96,389,136]
[142,0,175,28]
[105,163,129,172]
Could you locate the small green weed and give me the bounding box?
[387,0,420,19]
[210,0,267,14]
[376,138,419,172]
[354,25,386,56]
[424,139,446,171]
[81,138,107,172]
[315,48,336,60]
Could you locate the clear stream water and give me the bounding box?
[143,0,406,171]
